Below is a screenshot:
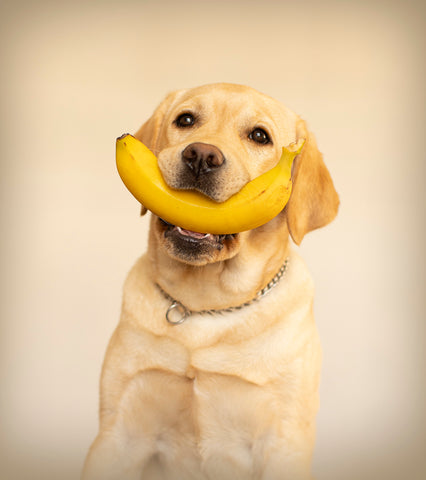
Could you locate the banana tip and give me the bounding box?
[117,133,131,142]
[284,138,305,154]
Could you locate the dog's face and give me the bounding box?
[135,83,339,269]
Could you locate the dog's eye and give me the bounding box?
[175,113,196,128]
[249,128,271,145]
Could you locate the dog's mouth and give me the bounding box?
[159,218,238,249]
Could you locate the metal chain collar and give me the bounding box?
[156,258,289,325]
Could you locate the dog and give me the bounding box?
[82,83,339,480]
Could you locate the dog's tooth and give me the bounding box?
[177,226,212,239]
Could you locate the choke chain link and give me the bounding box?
[157,258,289,325]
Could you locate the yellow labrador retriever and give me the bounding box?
[82,83,339,480]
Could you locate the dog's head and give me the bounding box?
[135,83,339,269]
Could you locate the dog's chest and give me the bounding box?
[108,253,319,475]
[116,358,284,476]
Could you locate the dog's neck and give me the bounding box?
[158,258,289,325]
[147,226,290,312]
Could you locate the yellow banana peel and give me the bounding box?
[116,134,304,234]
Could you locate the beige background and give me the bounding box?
[1,0,425,479]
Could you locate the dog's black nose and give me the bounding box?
[182,143,225,177]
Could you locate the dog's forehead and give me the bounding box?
[168,84,296,125]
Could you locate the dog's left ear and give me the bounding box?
[285,118,339,245]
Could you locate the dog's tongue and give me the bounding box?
[176,226,211,239]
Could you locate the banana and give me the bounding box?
[116,134,304,234]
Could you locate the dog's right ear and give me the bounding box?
[134,90,182,154]
[134,90,182,216]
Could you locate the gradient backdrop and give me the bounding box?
[1,0,425,479]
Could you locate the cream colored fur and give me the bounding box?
[82,83,339,480]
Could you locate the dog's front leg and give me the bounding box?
[82,431,156,480]
[194,368,318,480]
[82,367,200,480]
[82,321,196,480]
[259,440,315,480]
